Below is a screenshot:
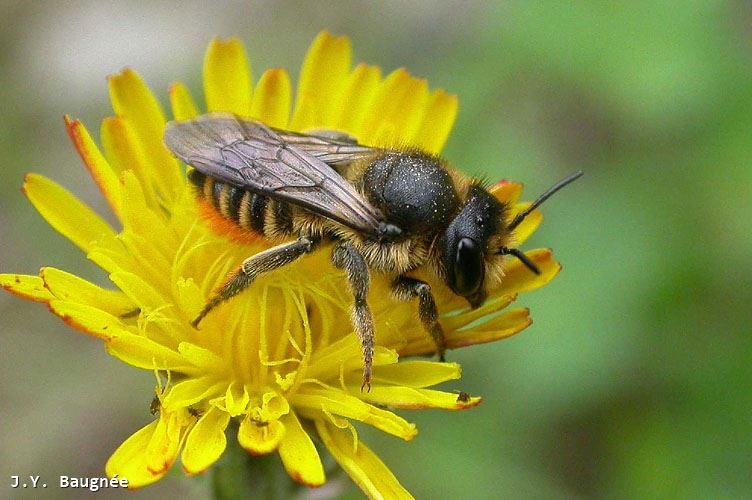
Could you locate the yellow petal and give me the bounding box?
[357,68,410,146]
[489,180,523,205]
[411,89,459,154]
[0,274,54,303]
[250,391,290,422]
[454,306,531,341]
[109,270,168,313]
[162,376,224,408]
[108,232,171,297]
[294,388,416,441]
[315,420,413,500]
[177,342,225,371]
[250,68,291,128]
[168,82,199,121]
[400,307,532,356]
[86,243,126,277]
[278,412,325,487]
[333,63,382,134]
[374,74,429,147]
[106,420,166,488]
[289,96,316,133]
[48,300,125,340]
[224,383,250,417]
[441,293,517,331]
[40,267,134,315]
[306,335,361,377]
[100,116,160,209]
[372,361,461,388]
[203,37,252,115]
[108,68,181,203]
[175,277,205,323]
[22,173,115,252]
[144,411,183,475]
[447,308,531,349]
[307,336,398,382]
[105,333,195,372]
[291,31,352,130]
[181,407,230,474]
[237,416,285,455]
[360,386,481,410]
[118,170,175,260]
[498,248,561,295]
[64,116,122,218]
[358,69,433,148]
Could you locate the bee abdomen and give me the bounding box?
[239,192,269,235]
[190,170,271,239]
[188,169,206,189]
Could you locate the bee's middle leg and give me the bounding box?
[331,242,374,392]
[392,276,446,361]
[192,236,317,327]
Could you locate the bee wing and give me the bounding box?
[272,129,376,166]
[164,113,384,235]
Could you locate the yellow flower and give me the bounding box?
[0,32,559,497]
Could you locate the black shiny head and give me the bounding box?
[442,171,583,308]
[441,185,503,308]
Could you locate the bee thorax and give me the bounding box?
[361,152,460,236]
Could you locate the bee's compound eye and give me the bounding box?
[454,237,484,296]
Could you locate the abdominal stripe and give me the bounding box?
[191,170,268,237]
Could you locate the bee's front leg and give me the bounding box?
[392,276,446,361]
[331,242,374,392]
[192,236,317,327]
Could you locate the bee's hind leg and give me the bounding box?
[192,236,317,327]
[392,276,446,361]
[332,242,374,392]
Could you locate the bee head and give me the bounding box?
[442,171,583,308]
[441,185,504,308]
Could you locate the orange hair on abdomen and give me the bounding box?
[195,195,263,245]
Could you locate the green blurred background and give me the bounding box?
[1,1,750,498]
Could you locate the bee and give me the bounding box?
[164,113,581,390]
[149,394,161,416]
[456,391,471,403]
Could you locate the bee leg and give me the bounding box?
[392,276,446,361]
[331,242,374,392]
[192,236,317,327]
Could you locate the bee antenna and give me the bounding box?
[507,170,583,231]
[497,246,541,275]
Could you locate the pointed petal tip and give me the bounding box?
[264,67,285,77]
[314,30,350,45]
[63,115,123,217]
[47,300,122,340]
[536,248,562,273]
[107,67,135,81]
[63,114,79,140]
[288,471,325,488]
[489,179,521,190]
[212,35,242,45]
[20,173,30,194]
[490,180,524,203]
[181,464,208,476]
[204,37,252,115]
[0,273,54,303]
